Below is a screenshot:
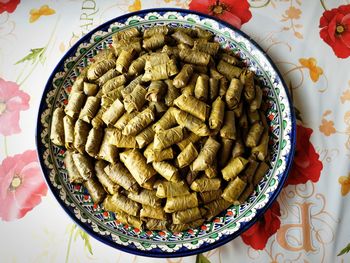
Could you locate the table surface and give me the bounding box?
[1,0,350,262]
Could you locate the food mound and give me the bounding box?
[50,25,270,232]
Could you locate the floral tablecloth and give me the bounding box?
[1,0,350,262]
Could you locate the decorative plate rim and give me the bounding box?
[35,8,296,258]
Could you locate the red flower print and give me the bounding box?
[0,0,20,14]
[189,0,252,29]
[319,4,350,58]
[0,150,47,221]
[0,78,30,136]
[241,201,281,250]
[285,124,323,186]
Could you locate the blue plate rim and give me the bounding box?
[35,7,296,258]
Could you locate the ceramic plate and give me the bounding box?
[36,8,296,258]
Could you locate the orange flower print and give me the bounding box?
[299,58,323,82]
[319,119,336,136]
[29,5,55,23]
[341,89,350,104]
[128,0,141,12]
[338,174,350,196]
[284,6,301,19]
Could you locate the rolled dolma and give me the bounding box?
[177,132,201,151]
[233,101,244,118]
[50,108,65,146]
[174,94,209,122]
[226,78,243,110]
[116,49,135,73]
[97,68,118,86]
[251,130,269,161]
[172,207,202,224]
[199,189,223,204]
[122,107,155,136]
[120,149,157,186]
[181,73,199,96]
[114,112,137,130]
[209,77,219,102]
[71,67,88,93]
[217,59,242,80]
[190,177,221,192]
[102,75,127,94]
[116,210,143,229]
[250,85,263,111]
[95,160,119,195]
[232,138,245,158]
[220,110,236,140]
[73,119,90,154]
[146,219,168,231]
[164,79,181,106]
[194,27,213,39]
[144,25,170,38]
[204,198,231,220]
[194,74,209,101]
[153,161,180,182]
[204,163,218,178]
[72,152,94,180]
[83,176,107,204]
[65,92,86,118]
[248,110,260,124]
[101,86,123,109]
[152,107,179,132]
[218,138,234,168]
[177,142,198,168]
[91,108,106,128]
[102,98,125,126]
[209,96,225,130]
[253,161,269,186]
[145,81,166,102]
[174,110,210,136]
[128,54,148,76]
[238,183,255,203]
[245,122,264,148]
[194,41,220,56]
[85,127,104,158]
[239,112,248,129]
[173,64,194,89]
[135,126,155,148]
[103,193,140,216]
[153,126,184,151]
[104,162,139,193]
[83,82,99,96]
[110,129,138,148]
[220,53,239,65]
[222,156,249,181]
[186,170,199,185]
[162,44,180,59]
[156,181,190,198]
[170,218,204,232]
[127,189,161,206]
[122,74,143,98]
[87,59,115,80]
[123,84,147,113]
[241,69,255,102]
[143,34,166,50]
[79,96,100,123]
[64,150,84,183]
[222,176,247,203]
[113,27,140,41]
[149,101,168,115]
[172,30,194,46]
[210,67,224,79]
[140,205,167,220]
[144,143,174,163]
[164,192,198,213]
[219,77,228,96]
[243,160,259,183]
[179,48,210,66]
[97,128,119,163]
[191,137,220,171]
